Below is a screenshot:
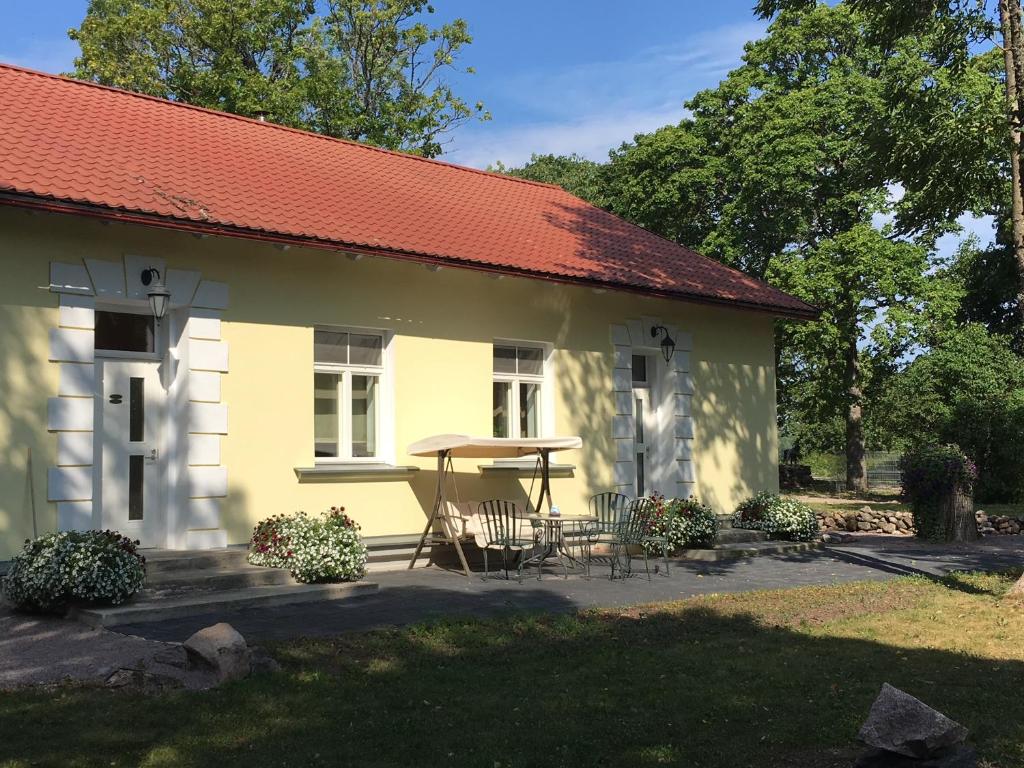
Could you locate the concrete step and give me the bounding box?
[73,581,379,628]
[144,547,249,576]
[672,540,822,562]
[716,527,768,544]
[145,565,296,591]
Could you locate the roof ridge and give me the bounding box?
[0,61,564,193]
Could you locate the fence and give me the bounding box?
[789,451,903,491]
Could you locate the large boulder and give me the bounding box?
[183,622,251,682]
[858,684,968,759]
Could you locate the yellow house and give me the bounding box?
[0,64,816,561]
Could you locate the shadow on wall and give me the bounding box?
[0,284,56,557]
[695,358,776,513]
[540,199,778,514]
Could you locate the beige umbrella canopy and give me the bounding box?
[407,433,582,459]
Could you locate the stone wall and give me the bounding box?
[818,506,1024,536]
[976,511,1024,536]
[816,506,914,535]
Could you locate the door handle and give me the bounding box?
[145,448,158,463]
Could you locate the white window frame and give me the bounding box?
[492,341,551,439]
[314,327,388,464]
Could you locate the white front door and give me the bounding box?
[634,387,658,496]
[631,353,660,497]
[100,360,166,546]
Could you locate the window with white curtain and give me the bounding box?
[314,329,384,460]
[492,343,545,438]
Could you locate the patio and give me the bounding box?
[110,535,1024,642]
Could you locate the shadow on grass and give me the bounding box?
[1,582,1023,768]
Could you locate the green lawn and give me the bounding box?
[3,574,1024,768]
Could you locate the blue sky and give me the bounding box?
[0,1,766,168]
[0,1,992,248]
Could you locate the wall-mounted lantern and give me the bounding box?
[140,267,171,320]
[650,325,676,363]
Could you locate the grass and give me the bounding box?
[3,574,1024,767]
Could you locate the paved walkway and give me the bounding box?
[113,536,1024,642]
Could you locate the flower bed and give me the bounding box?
[734,492,817,541]
[1,530,146,613]
[641,494,718,551]
[247,506,367,583]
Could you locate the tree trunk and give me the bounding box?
[1000,0,1024,326]
[844,335,867,493]
[942,484,977,543]
[1000,0,1024,596]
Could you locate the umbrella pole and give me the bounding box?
[535,448,553,512]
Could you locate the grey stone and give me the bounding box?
[183,622,251,682]
[104,667,185,692]
[859,684,968,759]
[882,523,897,534]
[151,644,188,669]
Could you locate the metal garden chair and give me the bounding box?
[610,498,672,580]
[477,499,537,583]
[579,492,631,578]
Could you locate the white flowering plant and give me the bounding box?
[2,530,146,613]
[636,494,718,552]
[247,506,367,583]
[734,492,818,541]
[664,497,719,549]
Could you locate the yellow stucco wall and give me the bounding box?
[0,207,780,559]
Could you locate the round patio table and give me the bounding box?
[523,512,597,579]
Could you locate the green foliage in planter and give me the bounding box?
[1,530,146,613]
[248,506,367,583]
[734,492,817,541]
[899,444,977,540]
[641,494,718,551]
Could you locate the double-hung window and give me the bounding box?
[492,343,545,438]
[314,329,384,460]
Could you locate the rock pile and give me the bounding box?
[856,683,975,767]
[975,511,1023,536]
[817,506,914,535]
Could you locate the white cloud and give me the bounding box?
[447,104,689,169]
[444,20,766,169]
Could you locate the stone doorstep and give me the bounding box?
[145,565,298,592]
[72,581,379,628]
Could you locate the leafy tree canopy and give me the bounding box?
[874,324,1024,502]
[491,154,606,205]
[69,0,488,157]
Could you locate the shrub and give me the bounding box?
[734,493,817,541]
[639,493,718,551]
[664,497,718,549]
[900,444,977,540]
[247,506,367,583]
[2,530,146,613]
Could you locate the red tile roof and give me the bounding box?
[0,63,816,318]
